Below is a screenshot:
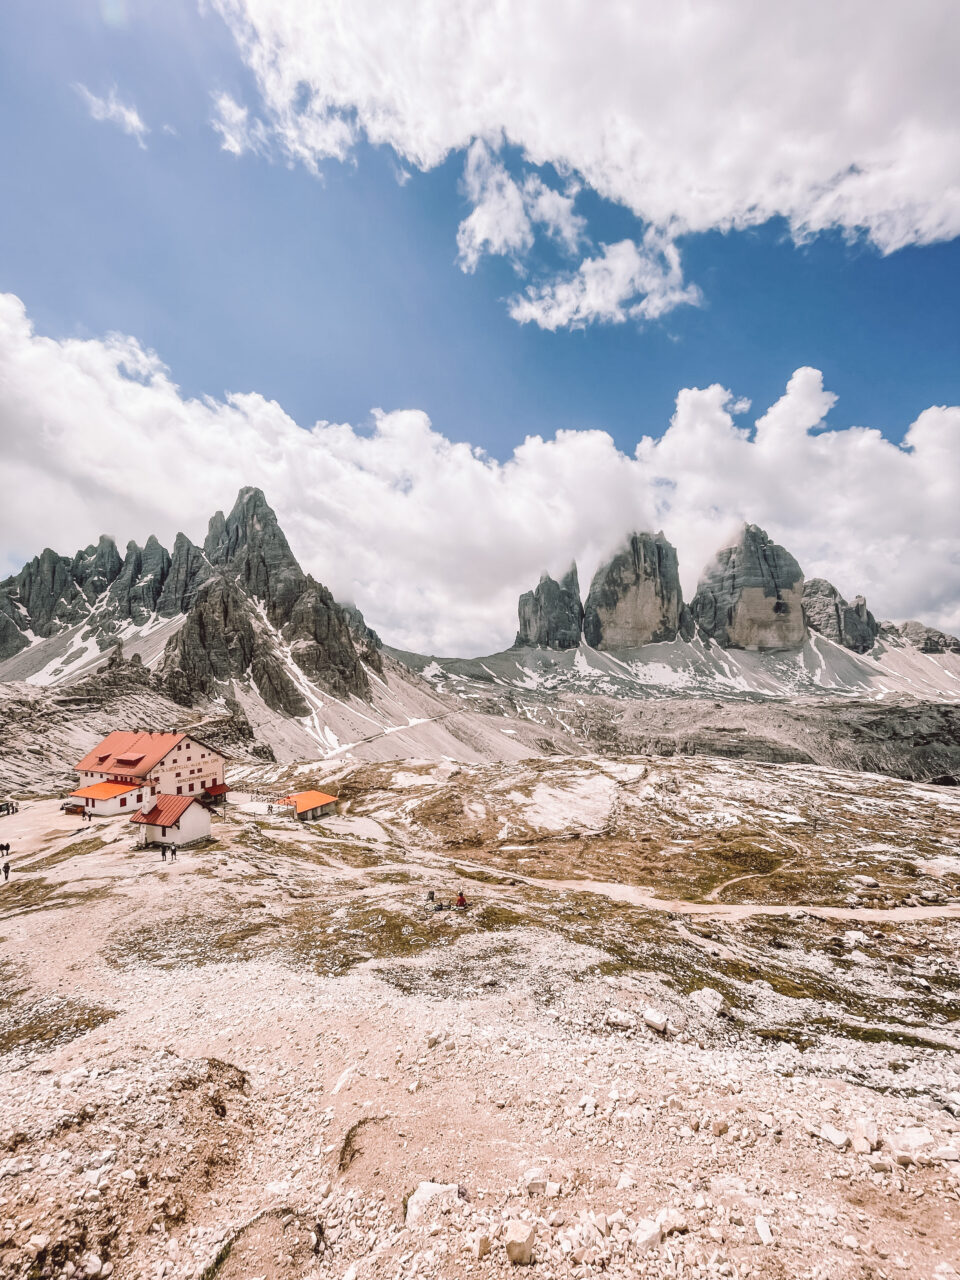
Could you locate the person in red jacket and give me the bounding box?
[455,890,467,909]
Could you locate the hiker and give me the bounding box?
[160,844,166,862]
[455,890,467,910]
[2,861,9,882]
[170,845,178,862]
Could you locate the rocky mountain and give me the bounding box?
[161,487,374,707]
[583,532,692,649]
[802,578,878,653]
[691,524,806,650]
[0,488,378,717]
[514,566,584,650]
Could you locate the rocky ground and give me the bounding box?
[1,755,959,1280]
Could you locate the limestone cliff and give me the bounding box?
[583,533,690,649]
[691,525,805,650]
[514,566,584,650]
[802,578,878,653]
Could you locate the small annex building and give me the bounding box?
[130,794,211,846]
[70,780,144,817]
[282,790,337,821]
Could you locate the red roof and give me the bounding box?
[282,789,337,815]
[204,782,229,796]
[70,781,138,800]
[77,731,186,778]
[130,794,199,827]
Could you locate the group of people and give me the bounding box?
[424,889,468,912]
[159,844,178,862]
[0,801,19,816]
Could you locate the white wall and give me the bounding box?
[138,802,211,846]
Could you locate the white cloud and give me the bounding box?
[456,140,534,272]
[509,234,701,329]
[210,91,271,158]
[1,294,958,653]
[456,140,587,273]
[212,0,960,253]
[75,84,149,148]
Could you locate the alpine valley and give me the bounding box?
[1,488,959,791]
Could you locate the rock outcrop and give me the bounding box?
[0,548,94,658]
[104,536,172,625]
[160,578,310,716]
[514,566,584,650]
[156,534,213,617]
[583,534,690,649]
[691,525,806,650]
[883,621,960,654]
[802,578,878,653]
[340,603,384,669]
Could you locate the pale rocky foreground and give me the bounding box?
[1,755,959,1280]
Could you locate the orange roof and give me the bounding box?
[130,794,198,827]
[70,782,139,801]
[76,731,186,777]
[282,789,337,815]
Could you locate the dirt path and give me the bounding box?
[523,873,960,923]
[704,868,777,902]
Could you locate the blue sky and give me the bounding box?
[1,0,958,456]
[1,1,958,651]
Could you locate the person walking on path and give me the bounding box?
[2,861,9,882]
[170,845,177,862]
[160,845,166,862]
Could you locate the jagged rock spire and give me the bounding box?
[514,565,584,650]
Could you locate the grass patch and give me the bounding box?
[24,836,105,871]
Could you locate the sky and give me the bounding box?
[0,0,958,654]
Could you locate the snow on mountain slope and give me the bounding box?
[394,632,960,704]
[0,613,187,686]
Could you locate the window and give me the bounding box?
[188,783,194,792]
[136,793,142,803]
[176,786,182,795]
[161,826,167,837]
[120,798,127,808]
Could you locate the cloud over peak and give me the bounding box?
[1,293,957,654]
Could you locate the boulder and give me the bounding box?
[691,524,806,650]
[514,565,584,650]
[690,988,727,1017]
[583,533,690,649]
[631,1219,661,1253]
[405,1181,460,1225]
[504,1220,536,1265]
[643,1007,668,1033]
[801,578,878,653]
[892,1126,935,1165]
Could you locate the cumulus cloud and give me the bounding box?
[0,294,958,653]
[212,0,960,253]
[509,234,701,329]
[74,84,149,148]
